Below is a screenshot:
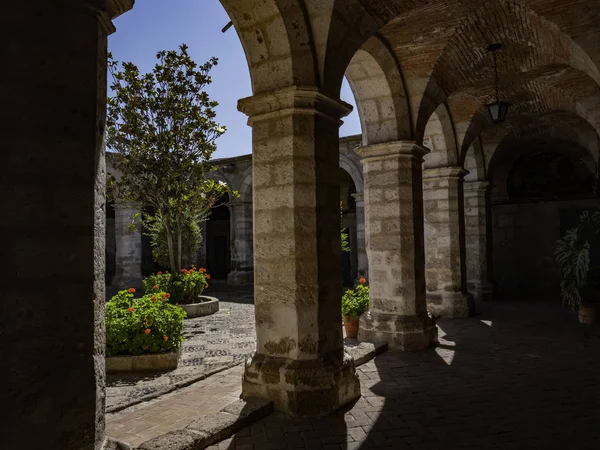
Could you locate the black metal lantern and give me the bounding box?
[485,43,510,124]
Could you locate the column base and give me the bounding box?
[358,311,438,351]
[426,292,475,318]
[241,351,360,417]
[227,270,254,286]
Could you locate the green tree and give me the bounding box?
[107,44,237,273]
[341,201,350,252]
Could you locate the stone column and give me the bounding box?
[464,181,494,310]
[228,200,254,285]
[238,87,360,416]
[111,202,143,289]
[0,1,133,449]
[355,142,438,351]
[422,167,474,318]
[351,193,368,280]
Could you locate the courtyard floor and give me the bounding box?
[107,287,600,449]
[106,284,256,412]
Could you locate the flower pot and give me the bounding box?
[578,303,600,324]
[344,316,360,338]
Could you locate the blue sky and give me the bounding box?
[110,0,361,159]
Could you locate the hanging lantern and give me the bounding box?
[484,43,511,124]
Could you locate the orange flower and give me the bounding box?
[144,328,151,334]
[165,293,171,299]
[127,307,134,313]
[151,295,157,302]
[180,269,186,273]
[161,292,168,298]
[205,274,211,280]
[158,271,162,275]
[165,271,169,274]
[205,283,209,288]
[128,288,136,293]
[153,284,159,290]
[359,278,366,284]
[199,268,206,273]
[164,336,169,341]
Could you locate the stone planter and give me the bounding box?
[106,351,180,373]
[179,295,219,318]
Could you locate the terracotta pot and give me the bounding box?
[578,303,600,324]
[344,316,360,338]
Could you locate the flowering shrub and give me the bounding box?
[143,267,210,305]
[341,278,370,319]
[106,288,186,356]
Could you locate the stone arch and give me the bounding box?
[219,0,319,94]
[463,138,486,182]
[238,164,253,204]
[422,103,459,169]
[208,169,233,191]
[339,153,363,194]
[345,35,412,145]
[416,0,600,141]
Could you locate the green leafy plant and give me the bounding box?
[105,288,186,357]
[341,201,350,253]
[143,267,209,305]
[106,44,238,274]
[554,211,600,310]
[342,278,370,319]
[145,214,202,270]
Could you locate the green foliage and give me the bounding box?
[106,44,238,273]
[342,278,370,319]
[341,201,350,252]
[554,211,600,310]
[106,289,186,357]
[145,214,201,270]
[143,267,209,305]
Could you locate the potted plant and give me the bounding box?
[143,267,219,318]
[554,211,600,324]
[341,278,370,338]
[105,288,186,372]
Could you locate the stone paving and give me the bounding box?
[206,302,600,449]
[106,285,255,412]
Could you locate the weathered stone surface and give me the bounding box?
[237,87,360,415]
[423,167,473,318]
[355,141,438,351]
[136,430,203,450]
[343,340,388,366]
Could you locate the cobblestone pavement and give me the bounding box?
[207,302,600,449]
[106,285,255,412]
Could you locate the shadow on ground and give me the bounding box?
[211,302,600,449]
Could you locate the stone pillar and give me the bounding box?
[355,142,437,351]
[111,202,143,289]
[228,200,254,285]
[0,1,133,448]
[351,193,368,280]
[464,181,494,310]
[238,87,360,416]
[422,167,474,318]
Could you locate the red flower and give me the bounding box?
[153,284,159,290]
[199,268,206,273]
[127,307,134,313]
[164,336,169,341]
[359,278,366,284]
[151,295,157,302]
[165,293,171,299]
[205,274,211,280]
[205,283,208,288]
[128,288,136,293]
[158,271,162,275]
[144,328,151,335]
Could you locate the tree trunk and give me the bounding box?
[176,214,183,272]
[163,217,177,274]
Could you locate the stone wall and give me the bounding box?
[492,198,599,302]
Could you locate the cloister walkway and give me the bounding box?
[106,290,600,448]
[209,301,600,449]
